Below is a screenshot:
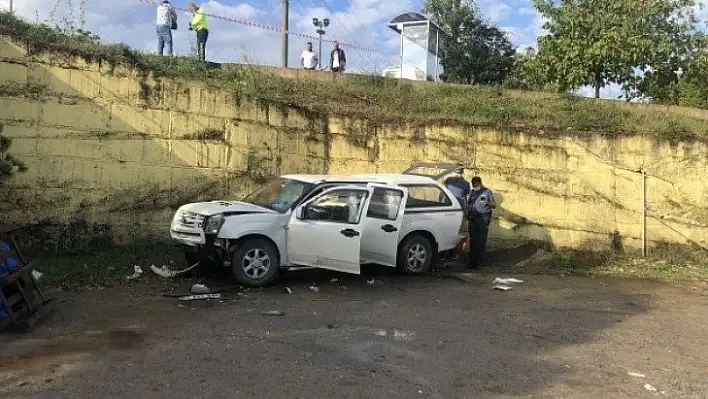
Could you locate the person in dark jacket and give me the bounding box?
[467,176,495,269]
[330,41,346,73]
[440,166,470,262]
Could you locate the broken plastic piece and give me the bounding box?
[644,383,657,392]
[284,287,292,294]
[628,372,646,378]
[31,269,43,281]
[126,265,143,280]
[493,277,524,284]
[191,283,211,294]
[493,285,513,291]
[150,262,199,278]
[261,310,285,316]
[309,286,320,293]
[178,293,221,301]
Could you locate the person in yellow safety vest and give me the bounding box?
[187,3,208,61]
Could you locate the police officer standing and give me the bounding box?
[467,176,495,268]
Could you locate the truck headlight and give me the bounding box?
[204,214,225,235]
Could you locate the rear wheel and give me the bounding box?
[397,234,434,275]
[231,238,281,287]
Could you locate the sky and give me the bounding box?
[1,0,706,99]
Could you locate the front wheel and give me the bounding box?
[231,238,281,287]
[397,234,434,275]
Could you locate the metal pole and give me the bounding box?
[434,29,439,82]
[318,32,323,69]
[399,25,404,78]
[9,0,13,13]
[281,0,289,68]
[424,21,430,80]
[641,168,647,256]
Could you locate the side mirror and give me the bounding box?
[295,207,304,219]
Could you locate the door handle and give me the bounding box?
[381,224,398,233]
[340,229,360,238]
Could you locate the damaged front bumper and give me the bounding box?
[173,232,231,268]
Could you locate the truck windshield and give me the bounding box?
[241,178,313,213]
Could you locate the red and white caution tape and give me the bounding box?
[138,0,390,55]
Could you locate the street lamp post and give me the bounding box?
[312,17,330,69]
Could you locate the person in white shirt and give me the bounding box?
[300,42,318,70]
[329,40,346,74]
[156,0,177,56]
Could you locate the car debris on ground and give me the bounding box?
[125,265,143,280]
[284,287,292,294]
[31,269,43,281]
[493,285,513,291]
[309,285,320,293]
[150,262,199,278]
[492,277,524,291]
[178,293,221,301]
[190,283,211,294]
[644,383,657,392]
[261,310,285,316]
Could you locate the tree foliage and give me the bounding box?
[638,44,708,108]
[0,124,26,183]
[423,0,516,85]
[503,47,557,91]
[533,0,703,98]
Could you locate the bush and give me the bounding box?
[0,123,26,183]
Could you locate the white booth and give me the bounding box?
[385,12,444,82]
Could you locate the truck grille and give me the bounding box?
[175,210,205,229]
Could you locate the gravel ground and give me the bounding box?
[1,264,707,399]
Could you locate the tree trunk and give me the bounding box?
[594,70,602,99]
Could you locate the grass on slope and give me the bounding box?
[1,11,708,141]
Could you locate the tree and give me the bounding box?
[533,0,703,98]
[503,47,556,91]
[423,0,516,85]
[0,124,26,183]
[638,44,708,108]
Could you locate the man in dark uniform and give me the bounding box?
[467,176,495,269]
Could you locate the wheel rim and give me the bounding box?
[242,248,271,279]
[406,243,427,272]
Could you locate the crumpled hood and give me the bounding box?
[178,201,276,216]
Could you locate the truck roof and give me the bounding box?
[280,173,438,185]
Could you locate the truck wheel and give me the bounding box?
[397,234,433,275]
[231,238,281,287]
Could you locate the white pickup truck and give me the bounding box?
[169,162,465,286]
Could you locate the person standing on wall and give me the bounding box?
[441,166,470,262]
[188,2,208,62]
[329,41,346,74]
[467,176,495,269]
[156,0,177,56]
[301,42,318,70]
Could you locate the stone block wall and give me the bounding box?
[1,36,707,252]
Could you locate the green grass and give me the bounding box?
[548,243,708,282]
[32,244,186,288]
[2,12,708,141]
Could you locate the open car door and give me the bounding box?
[287,185,373,274]
[402,162,465,181]
[360,183,408,267]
